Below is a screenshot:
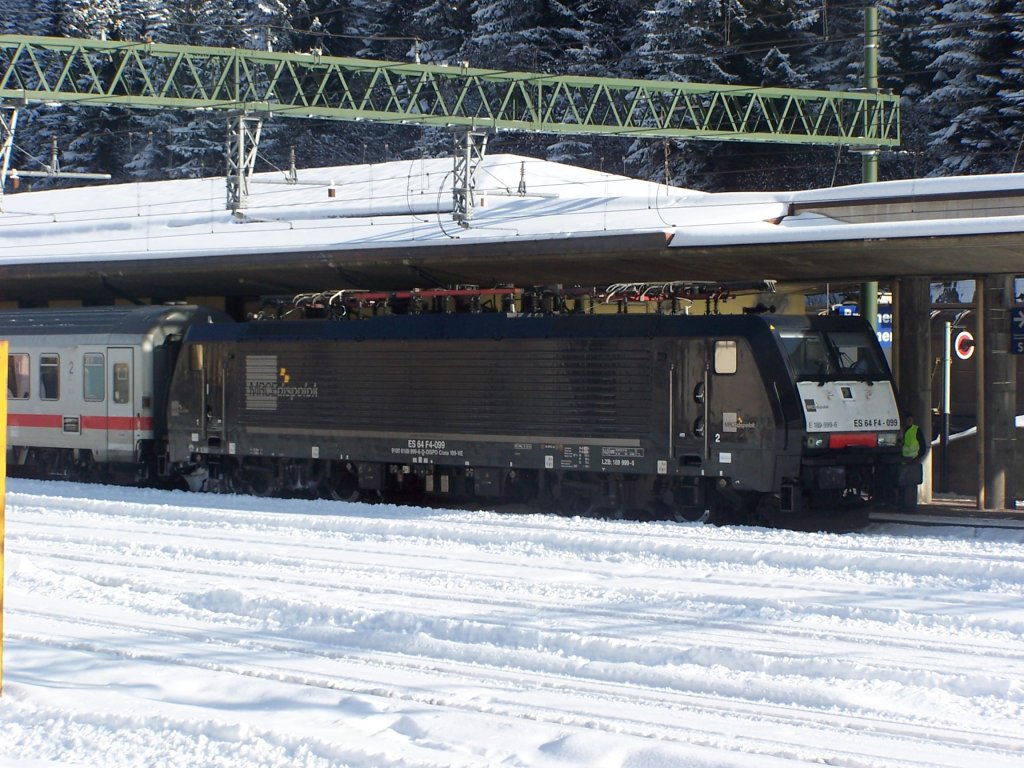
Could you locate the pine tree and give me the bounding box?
[690,0,832,191]
[410,0,472,64]
[114,0,176,180]
[461,0,583,73]
[118,0,174,42]
[35,0,129,181]
[875,0,938,181]
[633,0,739,84]
[999,0,1024,172]
[0,0,40,34]
[358,0,420,61]
[800,0,863,90]
[292,0,377,57]
[627,0,742,188]
[923,0,1017,174]
[0,1,62,186]
[571,0,647,74]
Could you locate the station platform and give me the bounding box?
[871,495,1024,528]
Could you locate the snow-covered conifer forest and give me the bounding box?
[0,1,1021,190]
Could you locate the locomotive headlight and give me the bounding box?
[877,431,899,447]
[804,434,827,450]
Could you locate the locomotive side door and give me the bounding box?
[690,337,775,491]
[204,355,226,444]
[189,345,225,446]
[107,347,136,460]
[677,339,711,466]
[705,339,739,473]
[678,338,737,469]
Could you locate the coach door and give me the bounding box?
[107,347,135,459]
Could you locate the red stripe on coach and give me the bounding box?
[8,413,154,431]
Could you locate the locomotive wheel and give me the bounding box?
[323,466,360,502]
[674,507,710,524]
[704,487,736,526]
[503,470,536,505]
[558,491,596,518]
[553,474,605,517]
[749,493,781,528]
[239,460,275,496]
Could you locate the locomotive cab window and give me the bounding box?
[7,353,29,399]
[83,353,105,402]
[779,331,831,378]
[779,329,884,380]
[40,354,60,400]
[828,331,886,378]
[113,363,131,404]
[714,340,737,375]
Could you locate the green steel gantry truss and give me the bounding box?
[0,34,900,216]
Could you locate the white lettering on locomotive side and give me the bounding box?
[852,418,899,428]
[391,441,463,459]
[601,447,645,458]
[245,355,319,411]
[408,439,446,451]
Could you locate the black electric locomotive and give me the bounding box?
[164,310,916,528]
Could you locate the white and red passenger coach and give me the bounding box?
[2,305,225,482]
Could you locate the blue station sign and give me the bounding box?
[834,303,893,349]
[1012,308,1024,354]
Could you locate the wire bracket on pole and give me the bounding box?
[0,105,19,212]
[452,128,488,229]
[226,112,263,213]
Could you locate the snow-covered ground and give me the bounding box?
[1,479,1023,768]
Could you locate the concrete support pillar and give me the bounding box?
[978,275,1017,510]
[896,276,932,503]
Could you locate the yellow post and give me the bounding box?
[1,339,7,696]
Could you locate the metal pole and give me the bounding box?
[976,278,986,509]
[981,275,1015,510]
[860,3,879,332]
[0,107,18,212]
[941,321,951,492]
[1,338,7,696]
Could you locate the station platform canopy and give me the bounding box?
[1,154,1023,305]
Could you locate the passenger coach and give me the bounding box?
[2,305,227,483]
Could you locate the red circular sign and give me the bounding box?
[954,330,975,360]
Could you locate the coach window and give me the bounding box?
[113,362,130,404]
[40,353,60,400]
[714,340,738,375]
[83,353,105,402]
[7,353,29,399]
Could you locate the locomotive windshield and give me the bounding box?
[778,329,887,380]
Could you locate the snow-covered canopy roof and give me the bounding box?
[1,154,1023,304]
